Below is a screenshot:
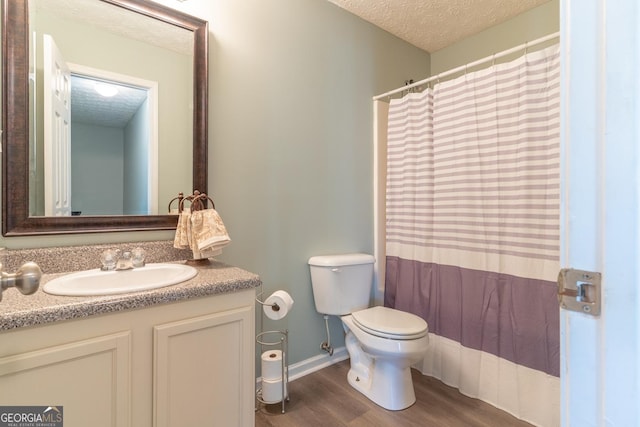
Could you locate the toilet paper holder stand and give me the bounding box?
[256,330,289,413]
[256,290,290,413]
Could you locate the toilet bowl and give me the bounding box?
[308,254,429,411]
[341,306,428,410]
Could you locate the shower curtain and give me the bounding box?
[384,44,560,427]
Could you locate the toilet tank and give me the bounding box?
[308,253,375,315]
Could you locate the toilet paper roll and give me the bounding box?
[261,350,285,380]
[263,290,294,320]
[261,377,288,404]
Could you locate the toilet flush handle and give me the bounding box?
[331,268,341,273]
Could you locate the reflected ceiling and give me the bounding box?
[35,0,193,54]
[71,75,147,127]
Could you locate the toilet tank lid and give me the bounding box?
[308,253,375,267]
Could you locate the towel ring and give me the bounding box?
[177,191,216,213]
[168,192,185,213]
[178,195,193,212]
[188,193,216,212]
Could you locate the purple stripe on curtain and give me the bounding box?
[385,255,560,377]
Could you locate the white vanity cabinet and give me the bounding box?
[0,289,255,427]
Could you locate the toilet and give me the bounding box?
[308,253,429,411]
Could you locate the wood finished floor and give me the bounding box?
[255,360,533,427]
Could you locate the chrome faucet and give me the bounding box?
[100,248,146,271]
[0,262,42,302]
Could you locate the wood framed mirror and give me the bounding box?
[2,0,208,235]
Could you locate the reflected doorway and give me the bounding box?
[69,71,156,215]
[41,33,159,216]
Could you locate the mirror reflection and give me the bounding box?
[68,71,154,216]
[29,0,194,217]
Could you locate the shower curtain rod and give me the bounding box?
[373,31,560,101]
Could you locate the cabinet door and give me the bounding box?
[153,305,254,427]
[0,332,131,427]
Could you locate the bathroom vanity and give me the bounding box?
[0,258,260,427]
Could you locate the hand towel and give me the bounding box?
[191,247,223,260]
[173,211,191,249]
[190,208,231,253]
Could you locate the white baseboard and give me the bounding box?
[256,346,348,386]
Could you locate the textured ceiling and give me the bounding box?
[326,0,552,52]
[35,0,193,55]
[35,0,189,129]
[71,75,148,128]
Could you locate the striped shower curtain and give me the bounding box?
[384,45,560,426]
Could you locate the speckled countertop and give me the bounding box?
[0,241,262,331]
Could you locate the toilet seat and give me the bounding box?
[351,306,428,340]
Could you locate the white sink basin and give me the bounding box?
[43,263,198,296]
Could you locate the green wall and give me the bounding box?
[430,0,559,75]
[204,0,429,366]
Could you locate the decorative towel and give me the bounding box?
[173,211,192,250]
[190,209,231,252]
[174,208,231,260]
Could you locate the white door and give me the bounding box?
[561,0,639,425]
[43,34,72,216]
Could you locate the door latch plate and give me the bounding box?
[557,268,601,316]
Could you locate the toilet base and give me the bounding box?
[346,359,416,411]
[344,333,417,411]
